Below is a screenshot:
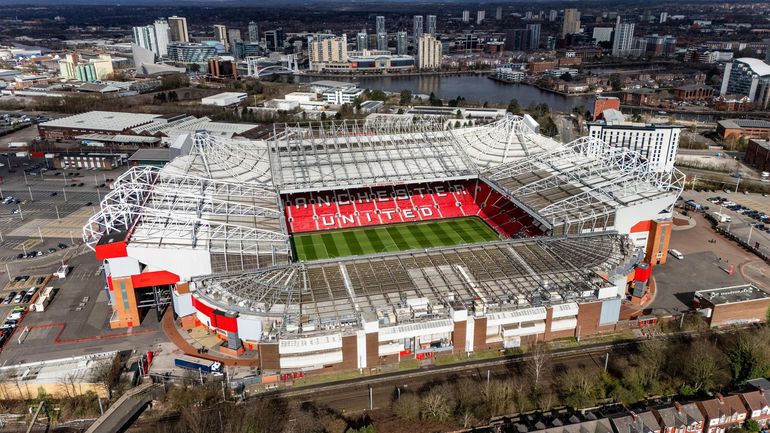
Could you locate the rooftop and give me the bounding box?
[191,233,630,337]
[128,148,171,162]
[718,118,770,129]
[735,57,770,77]
[695,284,770,305]
[40,111,161,132]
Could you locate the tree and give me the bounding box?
[189,63,201,73]
[745,419,761,433]
[90,355,122,399]
[168,91,179,102]
[368,89,388,101]
[679,343,722,395]
[557,366,605,409]
[507,98,522,115]
[560,72,573,82]
[392,393,421,421]
[728,332,770,384]
[399,90,412,105]
[421,390,453,422]
[526,342,550,391]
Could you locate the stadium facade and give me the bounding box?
[84,115,684,371]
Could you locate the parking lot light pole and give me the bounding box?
[747,224,754,245]
[97,187,101,202]
[69,231,74,244]
[37,226,43,242]
[735,176,741,194]
[17,205,23,220]
[55,205,60,221]
[27,186,33,202]
[62,187,67,202]
[4,264,10,283]
[22,170,27,185]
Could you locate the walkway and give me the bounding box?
[85,382,162,433]
[161,312,259,367]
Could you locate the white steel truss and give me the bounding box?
[168,131,274,185]
[269,120,478,192]
[482,136,684,232]
[83,151,289,257]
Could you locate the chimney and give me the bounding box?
[674,402,682,413]
[716,394,724,403]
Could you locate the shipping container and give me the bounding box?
[174,355,221,374]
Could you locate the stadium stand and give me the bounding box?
[283,180,542,238]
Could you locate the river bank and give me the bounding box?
[299,70,494,80]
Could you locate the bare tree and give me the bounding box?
[527,342,551,390]
[421,391,452,422]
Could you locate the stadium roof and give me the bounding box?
[191,233,634,336]
[84,132,290,270]
[485,136,685,235]
[452,115,560,168]
[269,120,479,193]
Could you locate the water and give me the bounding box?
[302,74,594,113]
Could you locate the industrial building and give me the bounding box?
[38,110,259,142]
[693,285,770,327]
[83,115,684,371]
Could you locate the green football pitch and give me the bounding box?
[292,217,500,261]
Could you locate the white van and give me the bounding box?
[55,265,70,278]
[668,249,684,260]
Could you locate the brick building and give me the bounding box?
[746,139,770,172]
[697,394,748,433]
[693,285,770,327]
[593,96,621,120]
[716,119,770,142]
[739,390,770,428]
[673,84,715,101]
[654,402,704,433]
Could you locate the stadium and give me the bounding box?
[83,114,684,371]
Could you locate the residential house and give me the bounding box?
[739,391,770,427]
[611,411,662,433]
[654,402,705,433]
[697,394,748,433]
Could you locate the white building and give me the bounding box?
[588,117,683,173]
[154,19,170,58]
[322,87,364,105]
[612,19,635,57]
[132,25,159,58]
[593,27,613,43]
[462,10,470,23]
[309,34,348,71]
[476,10,486,25]
[202,92,247,107]
[417,34,442,70]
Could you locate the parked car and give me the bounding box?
[2,292,16,305]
